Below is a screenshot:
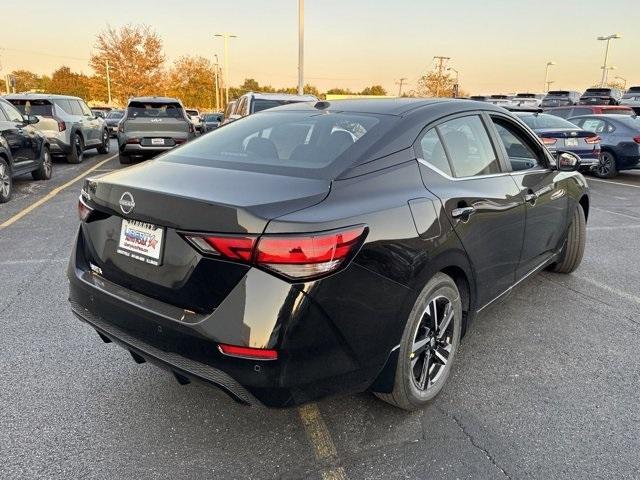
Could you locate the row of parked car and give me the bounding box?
[470,86,640,112]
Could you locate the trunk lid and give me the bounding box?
[122,117,191,136]
[79,160,330,312]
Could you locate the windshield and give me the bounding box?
[203,114,222,122]
[518,114,577,130]
[7,99,54,116]
[186,110,199,116]
[106,110,124,119]
[127,101,185,118]
[161,110,393,178]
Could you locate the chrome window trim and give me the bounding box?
[417,158,551,181]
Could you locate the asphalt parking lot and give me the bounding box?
[1,142,639,480]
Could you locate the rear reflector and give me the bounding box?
[78,196,93,221]
[183,225,367,281]
[634,136,640,144]
[541,137,557,145]
[585,135,600,144]
[56,118,66,132]
[218,344,278,360]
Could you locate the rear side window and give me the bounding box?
[2,101,24,122]
[436,115,500,178]
[418,128,452,176]
[53,99,73,115]
[6,99,54,116]
[127,101,185,119]
[69,100,84,116]
[0,104,8,121]
[579,119,608,133]
[162,111,389,178]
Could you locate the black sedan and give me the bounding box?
[0,97,52,203]
[104,109,124,138]
[68,99,589,409]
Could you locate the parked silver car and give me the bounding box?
[117,96,195,164]
[620,86,640,114]
[4,94,110,163]
[185,109,203,134]
[222,92,318,124]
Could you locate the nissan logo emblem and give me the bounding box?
[119,192,135,215]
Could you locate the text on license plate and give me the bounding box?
[151,138,165,145]
[117,219,164,266]
[565,138,578,146]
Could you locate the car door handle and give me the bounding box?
[524,192,538,204]
[451,206,476,219]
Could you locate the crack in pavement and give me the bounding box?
[436,406,512,480]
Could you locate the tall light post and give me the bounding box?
[213,54,220,112]
[298,0,304,95]
[598,34,621,87]
[544,61,556,92]
[105,59,115,105]
[214,33,237,106]
[615,76,627,89]
[447,67,459,97]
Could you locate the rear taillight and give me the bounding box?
[126,138,140,144]
[118,121,125,133]
[585,135,600,144]
[541,137,557,145]
[78,196,93,221]
[218,344,278,360]
[634,136,640,144]
[55,118,66,132]
[183,225,368,281]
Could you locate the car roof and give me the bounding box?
[263,98,497,116]
[4,93,82,101]
[128,96,182,104]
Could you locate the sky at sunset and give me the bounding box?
[1,0,638,95]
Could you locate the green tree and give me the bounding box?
[11,70,44,92]
[360,85,387,96]
[326,87,354,95]
[90,24,165,102]
[166,55,215,109]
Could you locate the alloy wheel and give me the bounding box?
[410,295,455,391]
[596,153,613,177]
[43,150,52,177]
[0,163,10,198]
[103,131,110,152]
[75,135,83,159]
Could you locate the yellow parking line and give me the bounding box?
[298,403,348,480]
[0,154,117,230]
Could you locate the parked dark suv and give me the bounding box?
[579,87,624,105]
[69,99,589,410]
[117,97,195,164]
[0,98,52,203]
[544,105,634,119]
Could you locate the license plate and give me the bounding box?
[565,138,578,147]
[117,219,164,266]
[151,138,165,145]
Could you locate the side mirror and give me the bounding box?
[555,151,581,172]
[24,114,39,125]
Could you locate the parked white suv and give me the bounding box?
[222,92,318,124]
[4,94,109,163]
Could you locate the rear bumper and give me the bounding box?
[121,144,177,155]
[67,227,409,407]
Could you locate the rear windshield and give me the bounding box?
[161,111,393,179]
[252,99,302,113]
[545,91,570,97]
[203,114,222,121]
[601,108,634,115]
[127,101,185,119]
[628,87,640,93]
[518,114,577,129]
[186,110,199,116]
[7,99,54,116]
[583,89,611,96]
[106,110,124,119]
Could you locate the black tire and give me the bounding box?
[594,151,618,179]
[0,157,12,203]
[375,272,462,410]
[550,205,586,274]
[119,153,132,164]
[32,146,53,181]
[97,129,110,154]
[67,133,84,164]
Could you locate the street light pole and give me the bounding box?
[298,0,304,95]
[213,54,220,112]
[215,33,237,106]
[106,59,113,105]
[598,34,621,87]
[544,61,556,92]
